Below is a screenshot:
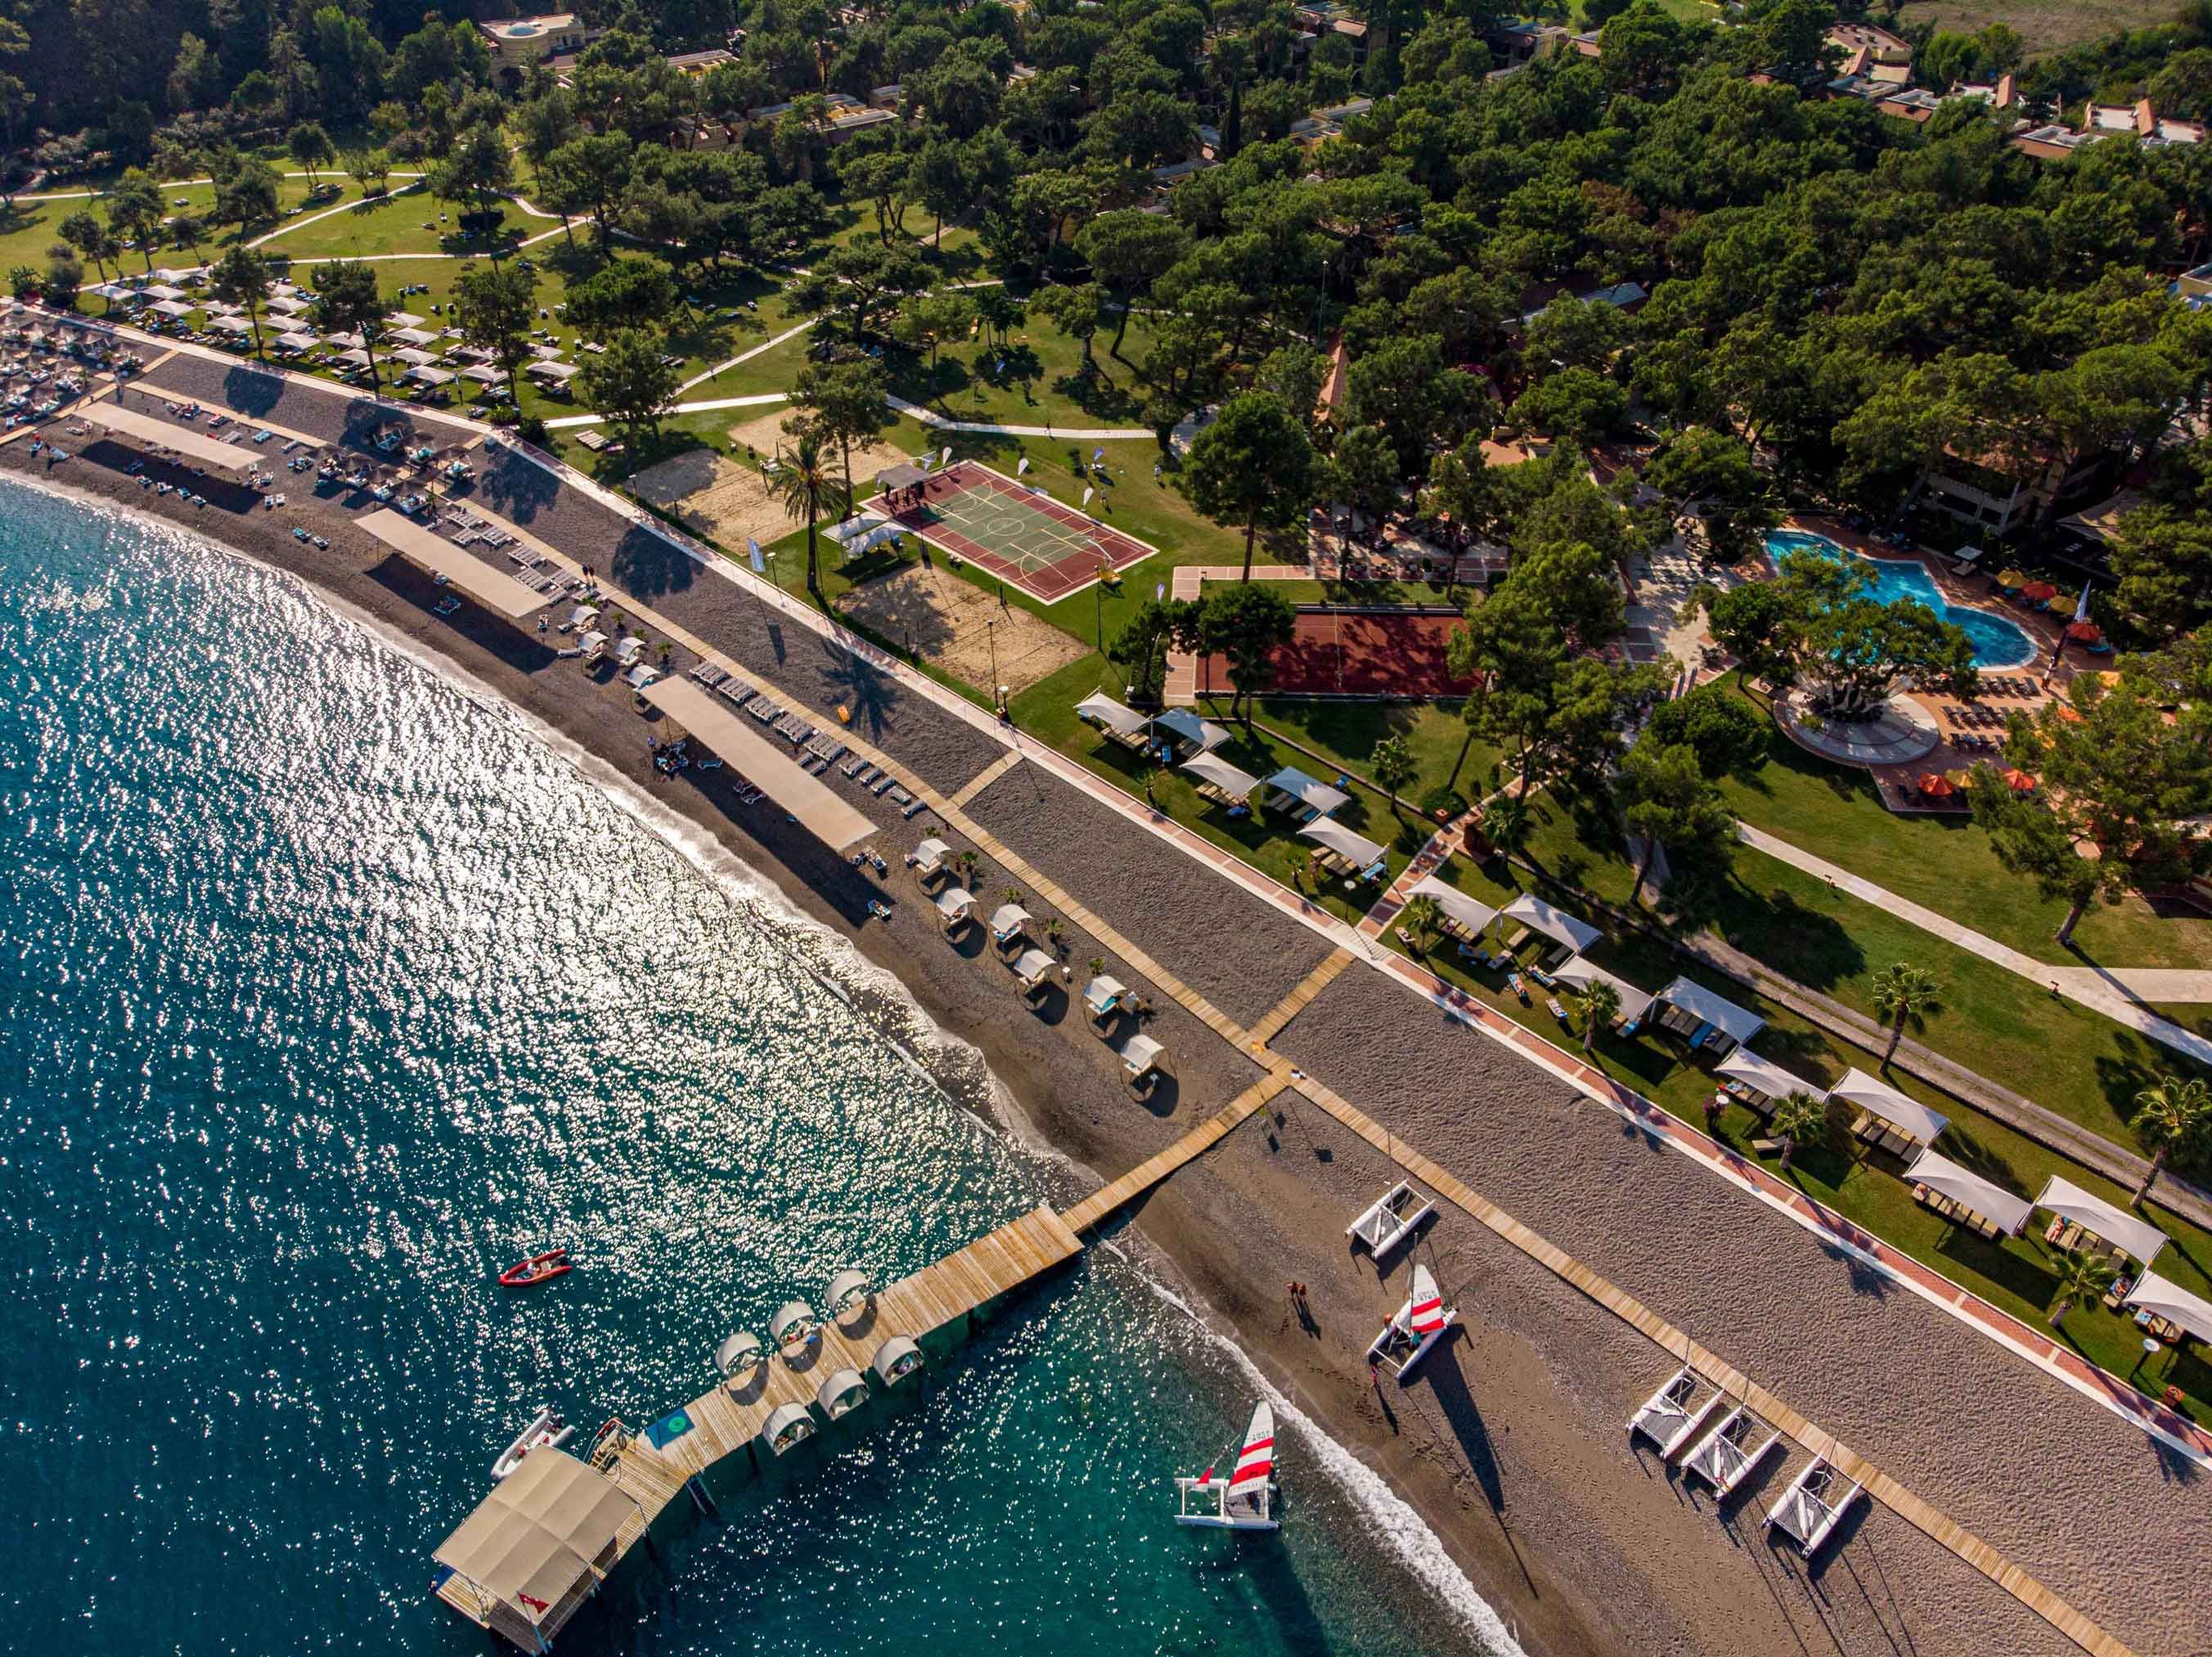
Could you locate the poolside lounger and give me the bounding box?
[839,755,865,777]
[1765,1458,1862,1559]
[1627,1366,1724,1461]
[1679,1407,1781,1501]
[887,785,912,805]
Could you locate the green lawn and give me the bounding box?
[1720,681,2212,972]
[3,173,353,281]
[1205,696,1494,812]
[886,308,1167,434]
[1395,849,2212,1425]
[252,182,542,263]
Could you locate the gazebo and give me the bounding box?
[912,837,953,882]
[1118,1033,1167,1083]
[1300,818,1386,875]
[1404,876,1499,943]
[1083,975,1129,1026]
[871,1335,924,1385]
[1181,751,1263,807]
[1713,1050,1819,1117]
[1499,891,1603,961]
[1550,957,1656,1029]
[1154,707,1230,756]
[826,1269,874,1323]
[1011,946,1059,995]
[935,886,978,934]
[432,1448,644,1650]
[2122,1272,2212,1350]
[714,1330,765,1391]
[989,903,1032,948]
[1829,1067,1949,1156]
[2034,1176,2168,1268]
[1648,976,1765,1057]
[1265,766,1351,819]
[1903,1149,2032,1240]
[771,1299,820,1358]
[759,1403,816,1457]
[816,1368,870,1420]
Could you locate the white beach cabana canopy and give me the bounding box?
[1182,752,1262,799]
[936,886,978,924]
[2035,1176,2168,1266]
[1301,818,1386,867]
[1652,976,1766,1045]
[825,509,888,543]
[402,364,456,386]
[1716,1050,1821,1102]
[990,903,1032,939]
[1083,975,1128,1016]
[2123,1272,2212,1344]
[1406,876,1499,935]
[1076,690,1148,736]
[1119,1033,1166,1076]
[1153,707,1230,752]
[276,330,321,352]
[148,299,194,318]
[1829,1067,1949,1144]
[1903,1149,2034,1236]
[1550,956,1656,1021]
[1011,946,1057,986]
[915,836,951,874]
[526,359,581,381]
[391,345,439,366]
[1501,892,1604,954]
[210,313,254,333]
[1266,766,1351,817]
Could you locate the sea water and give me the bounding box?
[0,480,1507,1656]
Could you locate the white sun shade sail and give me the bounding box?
[1549,956,1655,1021]
[1153,707,1229,751]
[1652,975,1765,1044]
[1266,766,1351,817]
[1501,892,1604,955]
[1300,818,1386,867]
[1717,1050,1823,1102]
[1076,691,1149,736]
[1904,1149,2034,1236]
[1406,876,1498,935]
[1829,1068,1949,1144]
[2122,1272,2212,1344]
[825,510,888,543]
[2035,1176,2169,1266]
[1181,753,1262,798]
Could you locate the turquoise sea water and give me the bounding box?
[1766,529,2038,668]
[0,480,1500,1656]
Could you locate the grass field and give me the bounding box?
[886,308,1168,434]
[2,173,358,280]
[251,182,544,263]
[1889,0,2174,52]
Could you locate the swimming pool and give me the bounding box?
[1766,529,2037,668]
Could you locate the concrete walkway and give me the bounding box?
[884,393,1152,442]
[1737,823,2212,1065]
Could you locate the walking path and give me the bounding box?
[1738,823,2212,1063]
[884,393,1152,442]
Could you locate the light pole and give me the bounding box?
[987,617,999,693]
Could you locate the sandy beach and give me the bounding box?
[15,367,2207,1657]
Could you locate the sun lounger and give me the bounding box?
[1347,1182,1433,1260]
[1627,1367,1724,1461]
[901,795,928,817]
[870,774,896,795]
[887,785,912,805]
[839,755,865,777]
[1679,1407,1781,1500]
[1765,1458,1862,1559]
[1546,996,1569,1024]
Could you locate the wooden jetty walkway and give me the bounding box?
[432,1088,1274,1651]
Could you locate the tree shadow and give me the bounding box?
[609,522,696,599]
[218,363,285,420]
[1052,366,1144,421]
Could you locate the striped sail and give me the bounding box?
[1407,1265,1447,1335]
[1225,1402,1275,1500]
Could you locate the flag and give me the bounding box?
[1092,446,1104,462]
[1016,457,1030,475]
[1154,582,1164,602]
[1201,1464,1215,1484]
[748,537,765,574]
[517,1592,551,1614]
[939,446,952,466]
[1081,487,1095,508]
[2072,583,2092,623]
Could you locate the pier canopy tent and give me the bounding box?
[359,507,552,622]
[434,1449,639,1645]
[1903,1149,2033,1236]
[914,837,952,877]
[1077,691,1149,738]
[1649,976,1765,1056]
[715,1329,764,1388]
[1716,1050,1820,1107]
[1551,957,1655,1023]
[872,1334,923,1385]
[2123,1272,2212,1345]
[1118,1033,1166,1078]
[1500,892,1603,956]
[816,1368,869,1419]
[1084,975,1129,1020]
[75,402,256,473]
[1266,766,1351,817]
[2034,1176,2169,1268]
[1011,946,1058,989]
[1406,876,1499,936]
[826,1269,873,1321]
[1829,1067,1949,1149]
[1300,818,1387,867]
[1182,752,1263,799]
[760,1402,816,1455]
[641,680,874,853]
[1154,706,1230,754]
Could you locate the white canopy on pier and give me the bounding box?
[1300,818,1386,867]
[2035,1176,2168,1266]
[1716,1050,1822,1104]
[1405,876,1498,935]
[1903,1149,2033,1236]
[1829,1068,1949,1146]
[434,1450,636,1630]
[2123,1272,2212,1344]
[1501,892,1603,955]
[1077,691,1149,736]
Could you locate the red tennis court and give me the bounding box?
[1196,608,1477,698]
[864,461,1157,605]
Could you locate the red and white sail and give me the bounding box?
[1406,1265,1447,1336]
[1225,1402,1275,1503]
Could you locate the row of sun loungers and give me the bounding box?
[677,657,929,817]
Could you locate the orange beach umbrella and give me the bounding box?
[2021,580,2058,601]
[1995,567,2029,588]
[2003,768,2039,792]
[2064,620,2103,642]
[1918,772,1956,798]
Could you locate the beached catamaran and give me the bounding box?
[1366,1264,1456,1385]
[1176,1400,1280,1531]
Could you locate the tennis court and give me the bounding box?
[1197,607,1478,698]
[864,461,1156,605]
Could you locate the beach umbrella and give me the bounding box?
[1081,486,1095,508]
[2057,704,2085,724]
[1995,567,2028,588]
[1918,772,1956,798]
[2003,768,2039,792]
[2021,580,2057,601]
[2065,620,2103,642]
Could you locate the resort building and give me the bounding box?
[479,14,600,84]
[1919,433,2110,536]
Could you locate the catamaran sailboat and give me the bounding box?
[1365,1263,1456,1385]
[1176,1400,1280,1531]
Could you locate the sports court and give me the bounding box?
[865,461,1156,605]
[1197,607,1478,699]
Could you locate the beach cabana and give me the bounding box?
[1265,766,1351,819]
[1499,892,1603,960]
[1083,975,1129,1024]
[1715,1050,1819,1112]
[266,294,311,315]
[1648,977,1765,1057]
[816,1368,869,1420]
[403,364,456,388]
[392,345,439,366]
[1182,752,1262,806]
[1077,691,1149,748]
[389,326,438,346]
[1829,1067,1949,1155]
[871,1335,923,1385]
[1550,957,1656,1027]
[1153,706,1230,755]
[715,1329,765,1390]
[276,330,321,353]
[1903,1149,2032,1240]
[1117,1033,1167,1082]
[759,1403,816,1456]
[1405,876,1498,942]
[2034,1176,2168,1268]
[333,348,374,369]
[209,313,254,334]
[826,1269,874,1322]
[1300,818,1387,874]
[989,903,1032,947]
[936,887,978,932]
[771,1299,819,1358]
[461,363,504,385]
[2122,1272,2212,1349]
[1011,946,1059,994]
[148,299,195,319]
[525,359,581,382]
[912,837,952,880]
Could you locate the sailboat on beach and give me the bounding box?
[1365,1263,1456,1385]
[1176,1400,1281,1531]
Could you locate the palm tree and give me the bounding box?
[1398,893,1443,952]
[956,849,978,887]
[2129,1074,2212,1209]
[1477,791,1533,864]
[1374,735,1417,819]
[1577,980,1621,1055]
[769,431,835,598]
[1769,1090,1830,1173]
[2048,1250,2115,1331]
[1870,961,1941,1064]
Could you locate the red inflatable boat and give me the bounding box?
[499,1249,572,1288]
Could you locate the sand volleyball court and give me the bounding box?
[627,410,910,553]
[836,557,1090,696]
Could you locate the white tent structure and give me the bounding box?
[2034,1176,2169,1267]
[1153,707,1229,753]
[210,313,254,334]
[825,510,888,544]
[148,299,195,318]
[525,359,580,381]
[1265,767,1351,817]
[1405,876,1499,936]
[1011,946,1059,991]
[935,887,978,931]
[1903,1149,2033,1236]
[1829,1067,1949,1147]
[1551,957,1656,1023]
[276,330,321,352]
[989,903,1032,945]
[402,364,456,387]
[1083,975,1129,1021]
[2122,1272,2212,1344]
[391,346,440,366]
[913,837,952,878]
[1500,892,1603,955]
[389,326,438,345]
[1300,819,1386,867]
[1181,752,1262,799]
[1076,690,1149,738]
[1716,1050,1820,1105]
[1650,976,1765,1055]
[1117,1033,1166,1079]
